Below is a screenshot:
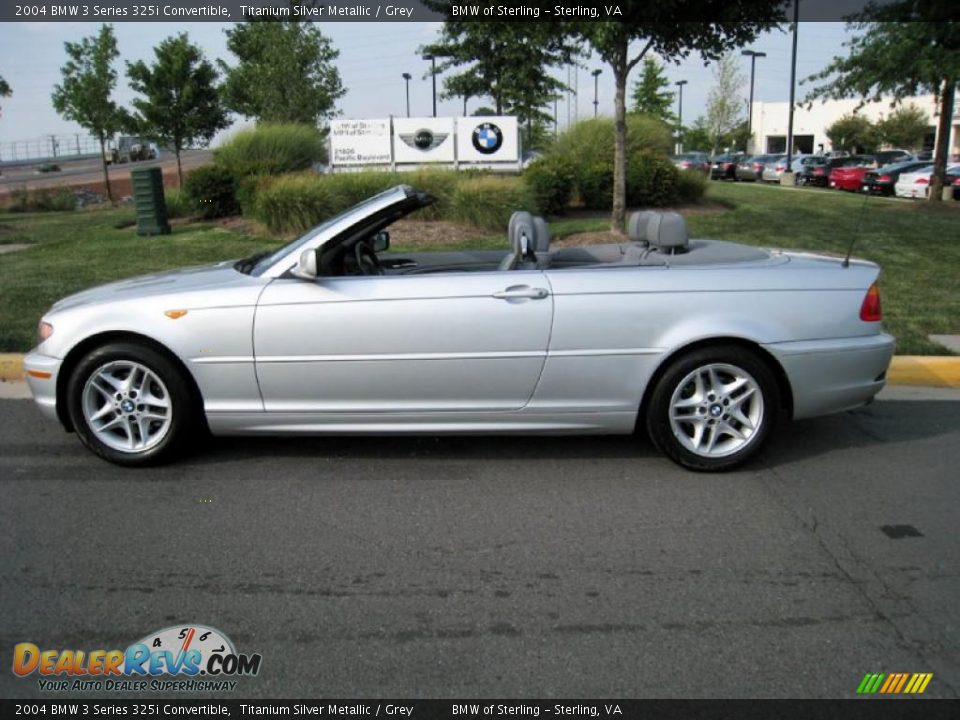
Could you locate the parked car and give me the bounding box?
[672,152,710,173]
[760,154,811,183]
[735,155,771,181]
[874,149,914,166]
[860,161,932,196]
[895,164,960,198]
[24,186,894,472]
[799,156,841,187]
[829,157,877,192]
[830,152,918,192]
[709,153,747,180]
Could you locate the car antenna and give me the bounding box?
[843,187,872,268]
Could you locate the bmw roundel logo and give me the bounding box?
[472,122,503,154]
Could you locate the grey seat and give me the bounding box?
[500,211,539,271]
[646,211,688,254]
[627,210,658,245]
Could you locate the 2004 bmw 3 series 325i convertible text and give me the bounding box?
[24,186,894,471]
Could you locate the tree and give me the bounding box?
[704,53,746,154]
[127,34,230,187]
[220,17,345,125]
[876,104,930,151]
[804,4,959,201]
[630,56,675,123]
[682,116,712,152]
[418,20,579,126]
[825,113,879,153]
[51,25,129,201]
[0,74,11,112]
[565,7,785,234]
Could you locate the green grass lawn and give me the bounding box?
[0,183,957,354]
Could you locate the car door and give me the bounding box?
[253,269,553,413]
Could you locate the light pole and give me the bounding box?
[786,0,800,173]
[591,68,602,117]
[675,80,688,154]
[741,49,766,154]
[422,54,437,117]
[401,73,412,117]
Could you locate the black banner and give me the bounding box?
[1,700,959,719]
[0,0,913,24]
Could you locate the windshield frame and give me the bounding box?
[248,185,413,278]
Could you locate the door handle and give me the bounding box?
[493,286,549,300]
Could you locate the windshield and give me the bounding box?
[243,190,399,276]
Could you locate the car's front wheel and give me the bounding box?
[646,346,780,472]
[67,342,197,466]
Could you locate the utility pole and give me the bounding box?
[741,49,766,154]
[591,69,602,117]
[422,54,437,117]
[675,80,688,154]
[786,0,800,173]
[402,72,412,117]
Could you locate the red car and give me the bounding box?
[829,157,877,191]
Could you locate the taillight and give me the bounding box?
[877,175,891,183]
[860,283,882,322]
[953,178,960,186]
[814,168,824,175]
[775,165,785,171]
[724,162,733,169]
[916,178,929,185]
[681,161,691,168]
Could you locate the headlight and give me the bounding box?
[38,321,54,343]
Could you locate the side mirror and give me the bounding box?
[291,248,318,280]
[372,230,390,253]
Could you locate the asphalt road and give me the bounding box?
[0,150,212,194]
[1,387,959,699]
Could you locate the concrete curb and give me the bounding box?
[0,354,24,383]
[887,356,960,389]
[2,352,959,388]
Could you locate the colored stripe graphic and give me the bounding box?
[857,672,932,694]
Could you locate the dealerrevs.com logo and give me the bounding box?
[13,624,261,692]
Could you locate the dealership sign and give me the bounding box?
[330,116,520,171]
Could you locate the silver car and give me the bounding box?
[25,186,894,472]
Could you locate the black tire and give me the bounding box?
[646,345,781,472]
[66,342,198,466]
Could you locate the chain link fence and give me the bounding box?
[0,134,102,164]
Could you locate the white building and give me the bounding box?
[749,94,959,156]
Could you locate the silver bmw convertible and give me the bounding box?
[24,185,894,471]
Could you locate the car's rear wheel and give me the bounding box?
[646,346,780,472]
[67,342,197,466]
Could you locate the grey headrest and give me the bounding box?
[508,211,535,256]
[532,216,551,252]
[628,211,658,244]
[646,211,688,253]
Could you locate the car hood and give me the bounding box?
[49,261,249,313]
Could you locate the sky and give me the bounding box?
[0,21,852,148]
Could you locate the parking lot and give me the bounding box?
[1,384,958,699]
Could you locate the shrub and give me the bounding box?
[626,152,680,207]
[253,174,341,234]
[182,165,239,219]
[7,187,76,213]
[674,169,708,204]
[553,115,674,171]
[449,175,539,230]
[163,189,190,219]
[578,162,615,210]
[523,155,575,216]
[214,123,327,179]
[405,168,461,220]
[321,170,401,209]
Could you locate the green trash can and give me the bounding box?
[131,167,171,236]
